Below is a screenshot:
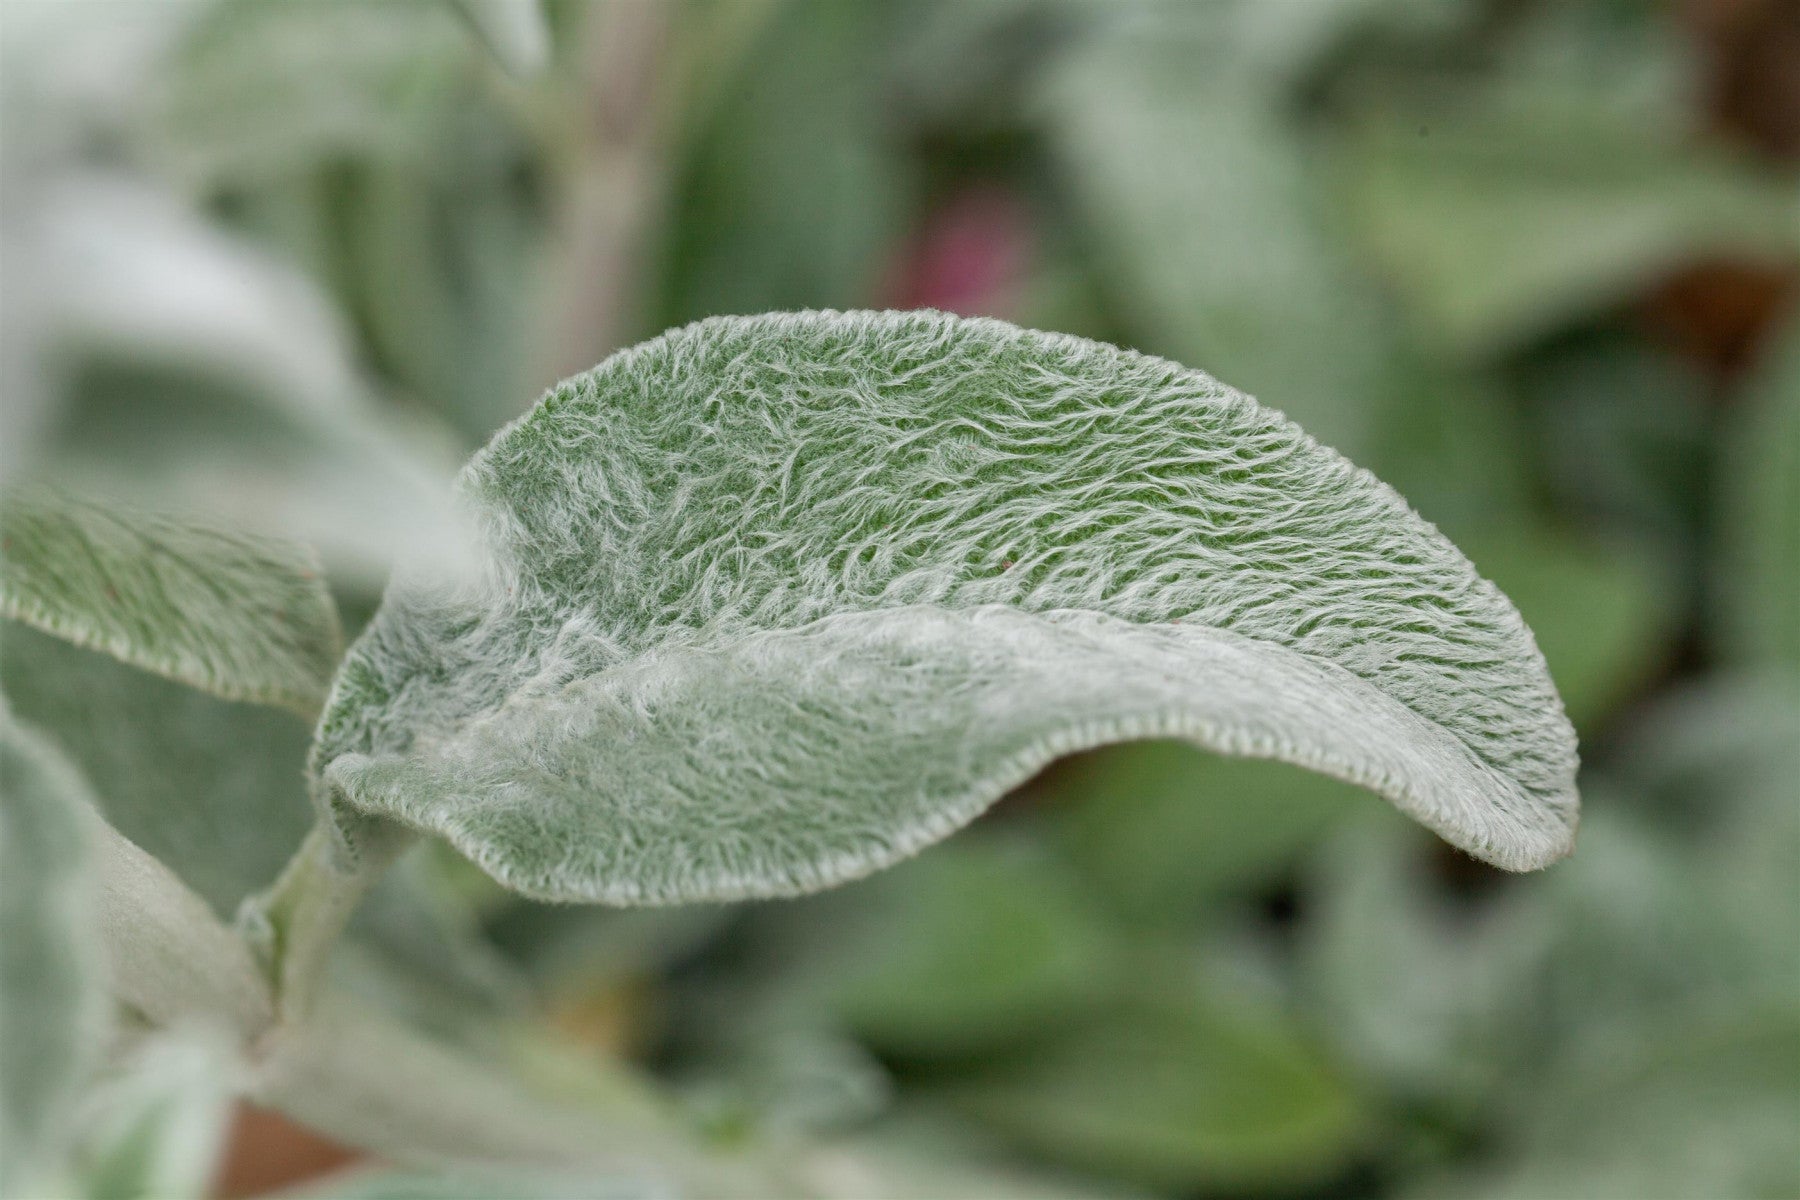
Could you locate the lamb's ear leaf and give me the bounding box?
[1,489,341,716]
[314,310,1578,904]
[0,704,108,1199]
[0,621,316,918]
[73,1029,237,1200]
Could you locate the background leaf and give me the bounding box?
[1,489,341,716]
[1338,65,1799,357]
[650,1,914,332]
[73,1028,237,1200]
[946,981,1363,1192]
[15,174,466,587]
[1046,744,1365,923]
[449,0,550,79]
[0,623,314,918]
[786,836,1116,1059]
[0,704,107,1199]
[1717,317,1800,671]
[1039,10,1393,458]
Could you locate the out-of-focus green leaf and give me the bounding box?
[1340,97,1798,357]
[1040,12,1396,458]
[1718,318,1800,671]
[288,1164,661,1200]
[489,902,732,999]
[1047,743,1368,921]
[1414,1007,1800,1200]
[652,1,912,328]
[0,704,106,1200]
[0,489,341,716]
[807,1113,1140,1200]
[1302,813,1546,1105]
[806,838,1116,1057]
[450,0,550,78]
[1459,527,1676,733]
[0,623,313,918]
[685,1023,894,1141]
[145,0,474,185]
[1311,674,1800,1130]
[1610,675,1800,996]
[948,981,1363,1191]
[139,0,544,444]
[1215,0,1481,94]
[1515,334,1712,557]
[315,311,1579,908]
[74,1028,236,1200]
[333,847,533,1043]
[1524,803,1760,1045]
[340,152,541,442]
[1364,356,1534,541]
[27,175,465,586]
[890,0,1080,133]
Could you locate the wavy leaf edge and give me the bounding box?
[313,309,1579,904]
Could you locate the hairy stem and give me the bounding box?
[97,815,808,1195]
[252,995,801,1197]
[238,821,403,1020]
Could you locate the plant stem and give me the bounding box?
[240,822,402,1020]
[534,0,673,385]
[97,815,809,1195]
[252,994,802,1198]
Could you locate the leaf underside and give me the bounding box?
[1,623,315,917]
[315,310,1578,904]
[1,489,342,715]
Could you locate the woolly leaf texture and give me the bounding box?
[0,489,342,715]
[314,310,1578,904]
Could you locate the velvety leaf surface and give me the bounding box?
[315,310,1578,904]
[0,623,314,917]
[0,704,107,1199]
[1459,528,1675,733]
[0,489,341,715]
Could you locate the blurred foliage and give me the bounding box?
[1,0,1796,1197]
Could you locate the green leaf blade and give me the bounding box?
[316,310,1578,903]
[1,490,341,715]
[0,706,108,1199]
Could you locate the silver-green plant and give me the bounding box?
[0,311,1578,1197]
